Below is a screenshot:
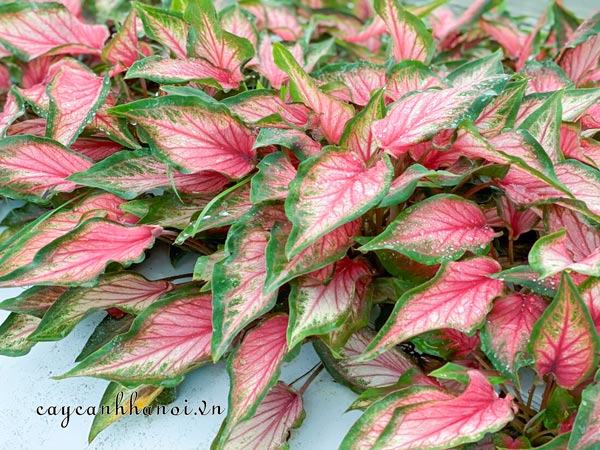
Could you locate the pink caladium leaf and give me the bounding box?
[247,34,303,90]
[220,6,257,47]
[568,381,600,450]
[0,192,134,278]
[373,370,515,449]
[372,61,506,156]
[273,43,354,144]
[524,60,572,94]
[222,90,312,128]
[579,278,600,333]
[494,196,540,240]
[356,257,503,361]
[226,314,289,426]
[284,147,393,258]
[126,56,239,90]
[480,19,526,59]
[453,126,568,196]
[316,63,386,107]
[244,4,301,41]
[360,194,497,265]
[385,61,446,102]
[102,10,141,76]
[518,91,563,163]
[481,293,547,380]
[134,3,188,59]
[250,152,297,204]
[339,89,385,162]
[184,0,254,90]
[214,382,303,450]
[264,220,360,293]
[0,285,67,318]
[46,62,110,146]
[109,96,256,178]
[29,272,173,341]
[176,179,253,244]
[373,0,434,63]
[57,285,212,387]
[340,387,454,450]
[558,14,600,85]
[530,273,599,390]
[0,135,92,203]
[0,90,24,136]
[529,207,600,278]
[69,138,122,162]
[287,258,372,348]
[0,219,161,287]
[211,205,287,361]
[69,149,229,200]
[555,160,600,218]
[0,313,43,356]
[315,328,429,392]
[16,58,85,117]
[0,3,108,61]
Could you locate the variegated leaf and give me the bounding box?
[360,194,497,265]
[0,135,92,203]
[109,96,256,178]
[287,258,372,348]
[227,314,289,426]
[211,205,286,360]
[69,149,229,200]
[0,219,161,287]
[285,147,393,258]
[30,272,173,341]
[0,3,108,61]
[57,285,212,387]
[357,257,503,360]
[530,273,599,389]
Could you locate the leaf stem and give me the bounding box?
[526,382,537,409]
[529,429,557,444]
[289,362,320,386]
[160,273,195,282]
[297,364,324,395]
[463,182,491,199]
[540,378,555,410]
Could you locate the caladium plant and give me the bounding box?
[0,0,600,449]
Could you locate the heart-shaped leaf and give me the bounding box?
[374,0,434,63]
[214,382,303,450]
[0,3,108,60]
[211,205,286,360]
[273,43,354,144]
[30,272,173,341]
[374,370,515,449]
[69,149,229,200]
[285,147,393,258]
[0,219,161,287]
[227,314,289,425]
[287,258,372,348]
[0,135,92,203]
[57,285,212,387]
[109,96,256,178]
[357,257,503,360]
[530,273,599,389]
[360,194,497,265]
[481,293,547,380]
